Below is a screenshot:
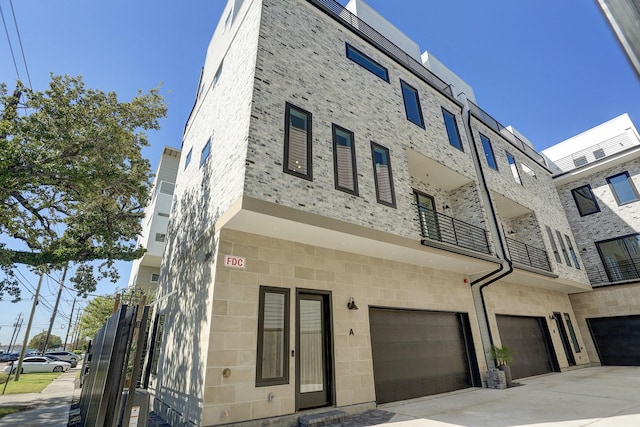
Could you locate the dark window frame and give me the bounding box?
[480,133,498,170]
[442,107,463,151]
[606,171,640,206]
[200,138,211,168]
[370,141,396,208]
[556,229,572,266]
[283,102,313,181]
[256,286,290,387]
[563,313,581,353]
[185,148,193,169]
[565,234,580,269]
[506,151,522,185]
[345,43,389,82]
[571,184,601,216]
[546,226,562,263]
[332,124,359,195]
[400,80,425,128]
[595,233,640,282]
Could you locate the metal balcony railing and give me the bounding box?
[307,0,455,100]
[418,208,491,255]
[505,237,552,271]
[586,258,640,286]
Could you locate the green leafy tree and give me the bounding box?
[29,331,62,351]
[0,75,166,299]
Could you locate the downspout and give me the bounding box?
[458,93,514,369]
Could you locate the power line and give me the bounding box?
[8,0,32,89]
[0,1,21,82]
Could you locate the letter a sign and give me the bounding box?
[224,255,246,269]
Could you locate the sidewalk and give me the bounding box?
[0,368,79,426]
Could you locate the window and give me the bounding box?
[400,80,424,128]
[546,226,561,263]
[442,108,463,150]
[284,103,312,180]
[256,286,289,386]
[332,124,358,195]
[371,142,396,207]
[185,148,192,169]
[415,191,440,241]
[159,181,175,195]
[556,230,571,266]
[506,152,522,184]
[565,234,580,269]
[596,234,640,282]
[563,313,581,353]
[593,148,605,159]
[607,171,639,205]
[345,43,389,82]
[573,156,588,168]
[571,184,600,216]
[155,233,166,242]
[213,62,223,87]
[150,273,160,283]
[200,138,211,168]
[480,134,498,170]
[158,212,170,218]
[521,163,536,179]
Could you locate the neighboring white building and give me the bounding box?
[544,114,640,367]
[128,146,180,294]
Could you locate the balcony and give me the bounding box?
[505,237,551,272]
[418,208,491,255]
[586,258,640,286]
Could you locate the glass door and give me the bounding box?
[415,192,440,241]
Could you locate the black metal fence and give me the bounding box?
[586,258,640,286]
[418,207,491,254]
[505,237,551,271]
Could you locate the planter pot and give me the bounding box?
[498,365,512,387]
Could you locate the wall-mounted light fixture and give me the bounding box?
[347,297,358,310]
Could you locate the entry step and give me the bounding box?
[298,409,348,427]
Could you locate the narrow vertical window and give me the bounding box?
[256,286,290,386]
[442,108,463,151]
[480,134,497,170]
[284,103,312,180]
[213,61,223,87]
[200,138,211,168]
[606,171,639,205]
[400,80,424,128]
[564,313,581,353]
[332,124,358,195]
[571,184,600,216]
[565,234,580,269]
[371,142,396,207]
[546,226,561,263]
[184,148,192,169]
[506,151,522,185]
[556,230,572,266]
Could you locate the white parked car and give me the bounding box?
[45,351,79,367]
[3,356,71,374]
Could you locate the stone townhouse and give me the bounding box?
[542,114,640,368]
[148,0,595,425]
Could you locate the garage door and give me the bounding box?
[496,315,557,379]
[588,315,640,366]
[369,308,479,404]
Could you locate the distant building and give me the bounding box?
[127,146,180,294]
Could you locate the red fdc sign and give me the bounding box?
[224,255,245,269]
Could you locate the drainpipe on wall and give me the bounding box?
[456,91,514,370]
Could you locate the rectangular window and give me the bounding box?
[150,273,160,283]
[284,103,312,180]
[593,148,605,159]
[480,134,498,170]
[607,171,639,205]
[200,138,211,168]
[596,234,640,282]
[332,124,358,195]
[213,61,223,87]
[155,233,166,242]
[573,156,588,168]
[442,108,463,150]
[185,148,192,169]
[371,142,396,207]
[345,43,389,82]
[506,152,522,184]
[158,212,170,218]
[546,226,561,263]
[256,286,289,386]
[571,184,600,216]
[400,80,424,128]
[556,230,571,266]
[159,181,175,195]
[565,234,580,269]
[563,313,581,353]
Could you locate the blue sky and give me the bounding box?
[0,0,638,345]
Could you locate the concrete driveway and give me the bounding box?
[379,366,640,427]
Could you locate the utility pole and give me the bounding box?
[63,298,76,351]
[71,308,83,351]
[15,272,44,381]
[8,314,23,353]
[42,264,68,354]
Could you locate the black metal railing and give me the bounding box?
[308,0,455,100]
[586,258,640,286]
[468,101,548,168]
[418,208,491,255]
[505,237,552,271]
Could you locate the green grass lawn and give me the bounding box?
[0,372,61,394]
[0,406,31,418]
